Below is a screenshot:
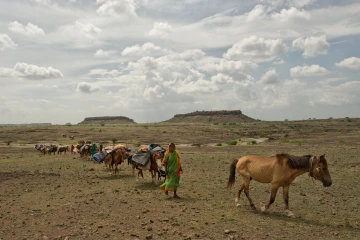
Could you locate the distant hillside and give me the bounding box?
[78,116,136,125]
[164,110,256,123]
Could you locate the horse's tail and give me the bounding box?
[127,155,132,165]
[227,159,238,189]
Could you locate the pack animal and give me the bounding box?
[128,152,164,183]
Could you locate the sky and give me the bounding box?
[0,0,359,124]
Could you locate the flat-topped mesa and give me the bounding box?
[166,110,256,123]
[174,110,243,117]
[78,116,136,124]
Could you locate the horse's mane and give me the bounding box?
[276,153,312,169]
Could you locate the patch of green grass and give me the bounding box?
[227,140,237,146]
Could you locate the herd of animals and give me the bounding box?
[34,141,167,183]
[34,137,333,216]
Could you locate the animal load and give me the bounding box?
[131,145,166,166]
[93,152,108,163]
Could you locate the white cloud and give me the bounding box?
[146,22,173,38]
[223,36,287,62]
[8,21,45,36]
[259,69,279,84]
[335,57,360,70]
[201,59,257,81]
[0,63,63,80]
[96,0,138,17]
[246,5,266,22]
[290,64,329,77]
[271,7,311,22]
[178,49,205,60]
[76,82,100,93]
[0,34,17,51]
[309,81,360,106]
[292,35,330,58]
[94,49,117,57]
[121,42,171,57]
[59,21,101,39]
[14,62,63,79]
[211,73,235,84]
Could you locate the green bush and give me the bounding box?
[134,141,141,147]
[227,140,237,146]
[216,143,222,146]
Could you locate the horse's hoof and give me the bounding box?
[260,206,266,213]
[285,210,295,218]
[235,197,239,203]
[236,203,241,208]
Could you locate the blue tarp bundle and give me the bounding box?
[92,152,108,163]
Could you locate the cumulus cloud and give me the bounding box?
[146,22,173,38]
[14,62,63,79]
[201,59,257,81]
[121,42,171,57]
[292,35,330,58]
[8,21,45,36]
[259,69,279,84]
[335,57,360,70]
[223,36,287,62]
[309,81,360,106]
[271,7,311,22]
[178,49,205,60]
[96,0,138,17]
[0,34,17,51]
[0,63,63,80]
[76,82,100,93]
[290,64,329,77]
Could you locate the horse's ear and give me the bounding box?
[320,155,325,160]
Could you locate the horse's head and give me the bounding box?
[310,155,332,187]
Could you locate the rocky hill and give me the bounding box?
[78,116,136,125]
[164,110,256,123]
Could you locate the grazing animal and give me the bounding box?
[227,153,332,216]
[103,148,127,176]
[128,151,164,182]
[57,145,69,154]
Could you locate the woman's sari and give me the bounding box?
[160,149,181,192]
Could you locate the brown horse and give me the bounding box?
[227,153,332,216]
[57,146,69,154]
[103,148,127,176]
[128,152,164,183]
[79,144,92,158]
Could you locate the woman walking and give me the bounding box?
[160,143,182,198]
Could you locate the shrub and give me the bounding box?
[216,143,222,146]
[134,141,141,147]
[213,123,219,125]
[100,123,105,126]
[111,138,117,145]
[227,140,237,146]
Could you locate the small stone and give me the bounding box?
[42,236,49,240]
[224,229,232,234]
[147,226,152,231]
[145,234,153,239]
